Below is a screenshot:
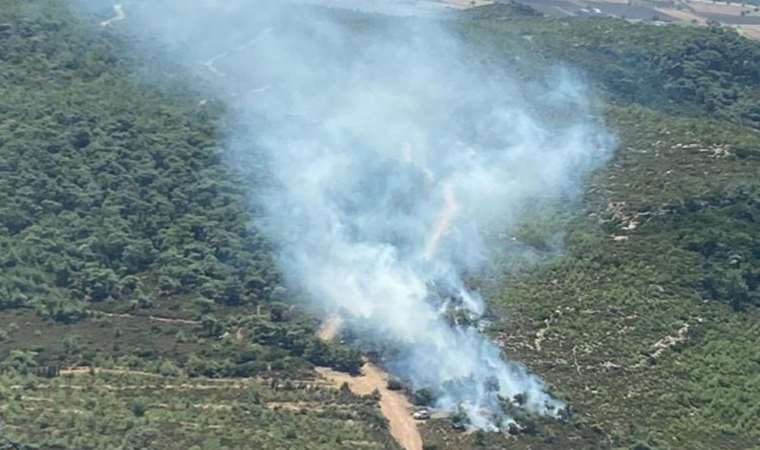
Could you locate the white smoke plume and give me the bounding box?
[72,0,614,429]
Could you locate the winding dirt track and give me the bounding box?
[59,367,160,377]
[317,318,423,450]
[94,312,200,325]
[317,315,344,341]
[423,180,460,261]
[317,364,422,450]
[100,4,125,27]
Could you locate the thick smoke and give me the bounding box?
[74,0,614,429]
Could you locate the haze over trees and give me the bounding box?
[0,1,759,449]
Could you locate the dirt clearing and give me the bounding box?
[317,364,423,450]
[317,318,423,450]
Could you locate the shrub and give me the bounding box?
[734,144,760,160]
[129,399,147,417]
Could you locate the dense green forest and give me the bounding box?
[0,1,280,318]
[0,0,362,392]
[461,5,760,129]
[1,1,759,449]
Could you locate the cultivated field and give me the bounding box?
[513,0,760,39]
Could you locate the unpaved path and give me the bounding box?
[423,180,460,261]
[60,367,162,377]
[656,7,708,25]
[100,4,125,27]
[438,0,494,8]
[738,25,760,40]
[203,27,274,78]
[317,315,344,341]
[94,311,200,325]
[59,367,254,384]
[52,363,419,444]
[317,364,423,450]
[24,382,252,391]
[317,318,423,450]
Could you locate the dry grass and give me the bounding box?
[684,0,759,16]
[657,7,709,24]
[737,23,760,38]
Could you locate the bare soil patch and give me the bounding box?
[317,317,423,450]
[317,364,423,450]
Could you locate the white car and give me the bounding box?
[413,409,431,420]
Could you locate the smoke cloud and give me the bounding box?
[74,0,614,429]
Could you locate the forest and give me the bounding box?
[1,1,759,449]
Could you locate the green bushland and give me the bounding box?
[457,5,760,130]
[0,0,280,322]
[1,1,759,450]
[0,368,396,450]
[0,0,359,386]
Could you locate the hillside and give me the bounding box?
[1,1,759,450]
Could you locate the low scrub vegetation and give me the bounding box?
[0,2,758,449]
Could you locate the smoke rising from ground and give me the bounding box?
[74,0,614,429]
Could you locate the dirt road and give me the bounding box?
[317,315,344,341]
[439,0,495,8]
[100,4,125,27]
[59,367,161,377]
[317,364,423,450]
[317,317,423,450]
[423,180,460,261]
[94,311,200,325]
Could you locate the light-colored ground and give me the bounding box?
[737,24,760,39]
[60,367,162,377]
[317,318,423,450]
[657,7,708,24]
[650,323,690,359]
[684,0,759,16]
[318,315,344,341]
[660,0,760,40]
[438,0,496,9]
[517,0,760,40]
[423,180,460,261]
[317,364,423,450]
[57,367,259,389]
[100,4,125,27]
[203,27,274,78]
[94,311,200,325]
[686,0,752,6]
